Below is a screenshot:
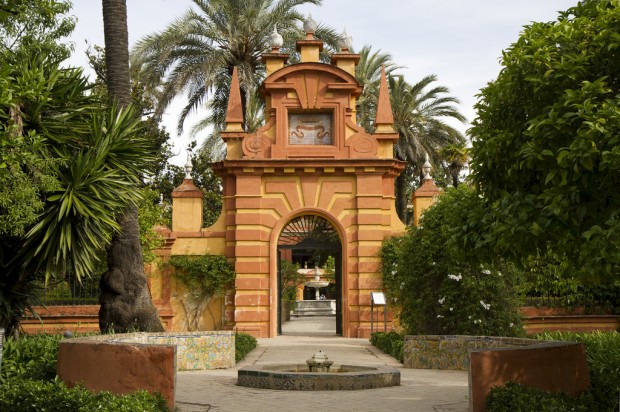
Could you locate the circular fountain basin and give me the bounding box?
[237,364,400,390]
[304,281,329,289]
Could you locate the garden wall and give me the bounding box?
[403,335,538,371]
[57,331,235,410]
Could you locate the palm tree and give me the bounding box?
[131,0,337,136]
[0,55,155,335]
[389,74,466,222]
[440,142,469,188]
[354,45,401,133]
[100,0,163,333]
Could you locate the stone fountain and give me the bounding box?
[292,266,336,317]
[237,350,400,390]
[305,266,329,300]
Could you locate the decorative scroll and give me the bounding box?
[288,113,333,145]
[242,134,271,159]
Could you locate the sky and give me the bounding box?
[65,0,579,166]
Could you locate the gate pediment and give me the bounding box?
[243,63,374,160]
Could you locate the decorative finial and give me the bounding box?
[268,25,283,51]
[159,193,164,206]
[338,27,352,52]
[422,153,432,180]
[303,13,317,36]
[184,152,193,179]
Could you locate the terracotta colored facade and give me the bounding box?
[160,26,406,338]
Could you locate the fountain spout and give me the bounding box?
[306,350,334,372]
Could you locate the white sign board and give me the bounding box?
[371,292,386,305]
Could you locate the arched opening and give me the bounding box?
[277,215,342,336]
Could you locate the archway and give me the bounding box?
[277,215,342,336]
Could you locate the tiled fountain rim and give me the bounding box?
[237,364,401,390]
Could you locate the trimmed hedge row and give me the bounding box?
[235,332,257,362]
[370,331,404,363]
[0,379,170,412]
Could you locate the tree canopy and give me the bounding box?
[0,0,74,64]
[131,0,333,136]
[467,0,620,280]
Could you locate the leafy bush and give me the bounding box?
[280,260,303,302]
[487,331,620,411]
[1,334,62,382]
[235,332,257,362]
[487,381,591,412]
[380,185,525,337]
[520,252,620,313]
[168,254,235,300]
[370,332,404,363]
[0,378,170,412]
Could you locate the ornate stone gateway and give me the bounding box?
[161,18,405,338]
[277,215,342,335]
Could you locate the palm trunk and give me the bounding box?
[395,172,408,224]
[99,0,163,333]
[99,205,163,332]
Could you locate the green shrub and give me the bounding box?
[1,334,63,382]
[380,185,525,337]
[0,378,170,412]
[168,254,236,300]
[235,332,257,362]
[370,332,404,363]
[520,252,620,314]
[487,331,620,411]
[487,381,591,412]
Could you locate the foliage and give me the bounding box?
[168,254,235,300]
[487,331,620,412]
[279,260,303,302]
[0,333,169,410]
[0,52,153,335]
[388,74,466,222]
[21,101,153,281]
[131,0,334,135]
[486,381,591,412]
[235,332,257,363]
[0,0,75,65]
[380,185,525,336]
[0,56,153,281]
[354,46,401,133]
[370,332,404,363]
[439,142,469,188]
[137,187,166,264]
[168,254,235,330]
[520,252,620,313]
[0,379,170,412]
[0,333,62,382]
[467,0,620,280]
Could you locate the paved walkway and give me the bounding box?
[176,317,469,412]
